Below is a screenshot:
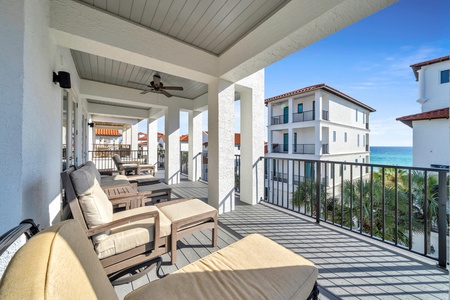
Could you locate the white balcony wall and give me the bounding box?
[413,119,450,167]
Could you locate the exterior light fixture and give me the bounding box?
[53,71,71,88]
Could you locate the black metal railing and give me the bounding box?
[271,115,289,125]
[292,110,314,123]
[272,144,289,153]
[88,149,146,172]
[293,144,315,154]
[322,110,329,120]
[262,156,449,267]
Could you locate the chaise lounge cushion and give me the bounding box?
[70,167,113,243]
[95,206,172,259]
[0,220,118,300]
[126,233,318,300]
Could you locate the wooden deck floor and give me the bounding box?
[115,174,449,300]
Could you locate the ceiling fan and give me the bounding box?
[128,74,183,97]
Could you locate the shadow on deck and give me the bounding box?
[115,172,449,300]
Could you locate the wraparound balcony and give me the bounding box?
[114,168,449,299]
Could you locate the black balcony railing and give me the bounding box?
[292,110,314,122]
[272,144,289,153]
[88,149,145,173]
[271,115,289,125]
[293,144,315,154]
[262,157,449,268]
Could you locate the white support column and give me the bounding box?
[147,118,158,169]
[131,123,138,151]
[288,127,294,154]
[188,110,202,181]
[238,70,265,206]
[288,97,294,123]
[267,103,273,153]
[165,106,180,185]
[315,91,323,155]
[89,115,95,160]
[208,79,235,214]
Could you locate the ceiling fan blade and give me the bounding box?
[160,89,172,97]
[128,81,149,87]
[140,90,151,94]
[163,86,183,91]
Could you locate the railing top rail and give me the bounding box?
[293,110,313,114]
[260,155,449,173]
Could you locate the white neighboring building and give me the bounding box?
[265,84,374,184]
[397,56,450,168]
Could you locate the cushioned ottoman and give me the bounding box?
[156,198,218,263]
[126,233,319,300]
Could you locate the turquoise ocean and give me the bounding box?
[370,146,413,167]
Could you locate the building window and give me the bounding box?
[355,159,358,163]
[441,70,450,84]
[344,132,347,142]
[297,103,303,113]
[356,109,358,122]
[357,134,360,147]
[333,131,336,142]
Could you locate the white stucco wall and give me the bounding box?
[412,119,450,168]
[418,61,450,112]
[0,0,81,235]
[0,0,26,234]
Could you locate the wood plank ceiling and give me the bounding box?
[70,0,289,101]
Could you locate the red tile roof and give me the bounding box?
[410,55,450,81]
[396,107,449,127]
[265,83,375,112]
[180,134,189,142]
[95,129,122,137]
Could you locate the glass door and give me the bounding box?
[283,133,289,152]
[283,106,289,123]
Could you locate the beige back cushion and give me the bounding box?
[0,220,118,300]
[70,168,113,243]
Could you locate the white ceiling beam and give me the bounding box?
[80,80,194,111]
[219,0,397,82]
[88,103,149,120]
[50,0,218,84]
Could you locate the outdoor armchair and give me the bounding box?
[61,166,170,283]
[112,154,156,175]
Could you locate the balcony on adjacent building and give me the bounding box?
[292,110,314,122]
[293,144,315,154]
[272,143,289,153]
[271,114,289,125]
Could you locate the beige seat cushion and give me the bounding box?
[70,168,113,243]
[0,220,118,300]
[95,206,171,259]
[126,233,318,300]
[158,199,216,228]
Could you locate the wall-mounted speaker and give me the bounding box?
[53,71,71,89]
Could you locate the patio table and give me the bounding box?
[137,183,172,206]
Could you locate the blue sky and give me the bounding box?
[144,0,450,146]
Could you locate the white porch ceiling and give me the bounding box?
[71,50,208,100]
[52,0,396,118]
[75,0,289,56]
